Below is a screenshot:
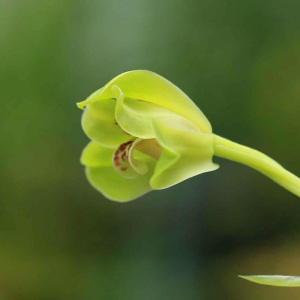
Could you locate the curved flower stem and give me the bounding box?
[213,134,300,198]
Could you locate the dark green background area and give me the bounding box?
[1,0,300,299]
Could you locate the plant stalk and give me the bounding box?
[213,134,300,198]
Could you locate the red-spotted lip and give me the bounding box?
[112,138,161,179]
[112,139,146,179]
[113,140,134,171]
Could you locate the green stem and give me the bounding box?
[213,134,300,198]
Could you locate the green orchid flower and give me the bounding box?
[77,70,300,202]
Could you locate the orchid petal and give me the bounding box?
[77,88,104,109]
[112,85,177,138]
[80,141,113,167]
[150,115,218,189]
[81,142,155,201]
[77,70,212,133]
[86,165,153,202]
[81,98,132,148]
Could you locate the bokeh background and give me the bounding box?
[1,0,300,299]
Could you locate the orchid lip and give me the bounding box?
[112,138,161,179]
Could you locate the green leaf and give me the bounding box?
[239,275,300,287]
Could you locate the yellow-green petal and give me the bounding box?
[81,99,132,148]
[150,115,218,189]
[81,141,156,201]
[112,85,177,138]
[239,275,300,287]
[77,87,104,109]
[86,156,155,202]
[80,141,113,167]
[78,70,212,133]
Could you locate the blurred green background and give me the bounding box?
[1,0,300,299]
